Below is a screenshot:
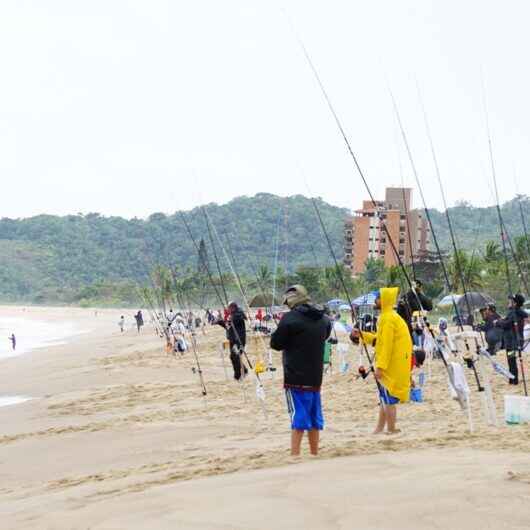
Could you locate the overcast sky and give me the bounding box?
[1,0,528,219]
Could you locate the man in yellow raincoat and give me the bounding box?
[351,287,412,434]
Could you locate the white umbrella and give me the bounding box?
[333,321,352,335]
[437,294,462,307]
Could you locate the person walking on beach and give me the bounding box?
[351,287,412,435]
[8,333,16,351]
[271,285,331,457]
[118,315,125,333]
[134,310,144,333]
[494,294,527,385]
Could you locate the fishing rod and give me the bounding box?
[289,27,468,410]
[396,138,417,283]
[178,210,225,309]
[500,216,530,297]
[222,232,278,373]
[167,265,209,392]
[293,35,415,292]
[179,205,267,411]
[122,241,168,340]
[202,206,273,387]
[483,90,513,296]
[308,195,372,352]
[172,281,208,397]
[390,85,485,395]
[414,83,501,423]
[517,193,530,269]
[271,203,284,308]
[308,194,387,406]
[202,206,231,306]
[482,79,528,396]
[141,229,210,397]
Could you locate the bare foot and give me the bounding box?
[372,428,384,435]
[385,429,401,435]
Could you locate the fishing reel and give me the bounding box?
[356,365,369,380]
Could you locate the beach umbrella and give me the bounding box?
[456,292,495,312]
[351,291,378,306]
[437,294,462,307]
[333,321,352,335]
[249,293,273,307]
[327,298,347,309]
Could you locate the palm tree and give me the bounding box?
[448,250,484,291]
[484,241,502,264]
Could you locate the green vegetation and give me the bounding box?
[1,193,530,306]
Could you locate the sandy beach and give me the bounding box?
[1,306,529,529]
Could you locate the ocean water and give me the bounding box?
[0,315,89,407]
[0,317,84,359]
[0,395,32,408]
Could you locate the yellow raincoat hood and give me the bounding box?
[367,287,412,402]
[378,286,398,313]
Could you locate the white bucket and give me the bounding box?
[504,395,530,424]
[520,396,530,423]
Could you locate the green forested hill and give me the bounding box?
[0,194,345,303]
[1,193,529,304]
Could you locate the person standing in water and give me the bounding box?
[118,315,125,333]
[8,333,16,350]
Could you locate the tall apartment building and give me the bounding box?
[343,187,429,275]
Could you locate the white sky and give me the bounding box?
[1,0,528,219]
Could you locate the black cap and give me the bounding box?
[510,293,525,308]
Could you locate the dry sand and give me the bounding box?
[1,306,529,529]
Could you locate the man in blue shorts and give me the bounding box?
[271,285,332,456]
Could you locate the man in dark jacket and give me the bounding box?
[476,304,502,355]
[270,285,332,456]
[403,280,433,313]
[217,302,248,380]
[494,294,528,385]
